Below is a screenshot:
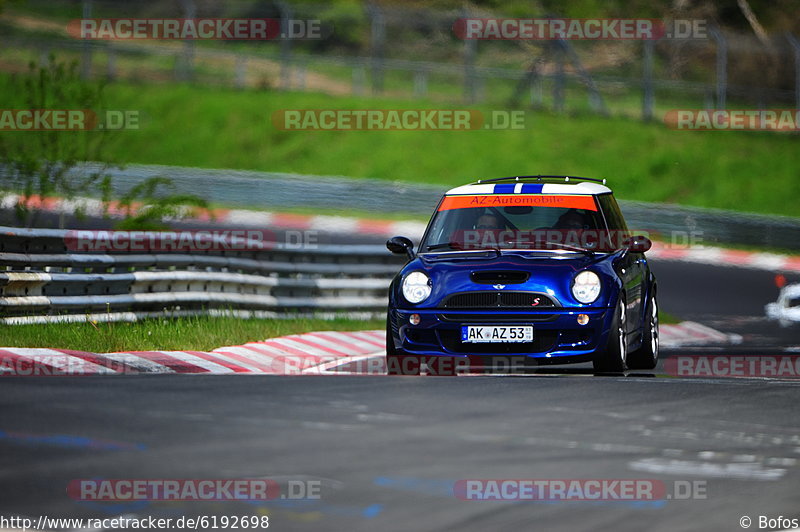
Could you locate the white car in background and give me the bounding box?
[766,283,800,326]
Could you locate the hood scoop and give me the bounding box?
[470,270,529,284]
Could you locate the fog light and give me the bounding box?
[409,314,421,325]
[577,314,589,325]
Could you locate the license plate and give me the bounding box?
[461,325,533,343]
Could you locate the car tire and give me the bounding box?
[385,318,421,376]
[626,293,659,370]
[592,298,627,373]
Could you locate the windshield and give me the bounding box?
[421,194,615,252]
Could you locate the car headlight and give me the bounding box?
[402,271,432,304]
[572,270,601,304]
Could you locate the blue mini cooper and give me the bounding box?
[385,176,658,375]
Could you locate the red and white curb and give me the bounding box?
[659,321,742,347]
[0,322,737,376]
[0,193,427,239]
[0,331,384,376]
[647,242,800,273]
[211,330,384,375]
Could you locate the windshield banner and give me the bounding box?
[438,194,598,211]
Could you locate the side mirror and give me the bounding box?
[626,235,652,253]
[386,236,415,259]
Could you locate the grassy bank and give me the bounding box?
[0,316,384,352]
[105,85,799,218]
[3,76,798,217]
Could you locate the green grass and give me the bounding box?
[659,311,680,325]
[2,74,799,218]
[0,312,681,351]
[88,84,799,218]
[0,316,384,352]
[0,313,681,351]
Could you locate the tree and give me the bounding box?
[0,56,208,230]
[0,56,115,227]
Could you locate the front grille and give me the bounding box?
[443,291,556,309]
[439,329,559,354]
[437,313,556,322]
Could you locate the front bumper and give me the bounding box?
[389,307,613,363]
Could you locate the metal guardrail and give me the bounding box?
[66,163,800,251]
[0,226,404,324]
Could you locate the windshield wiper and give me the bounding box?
[425,242,500,257]
[499,239,593,255]
[540,241,594,255]
[426,242,460,251]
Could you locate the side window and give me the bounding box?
[598,194,628,231]
[598,194,630,247]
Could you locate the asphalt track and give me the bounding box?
[1,254,799,530]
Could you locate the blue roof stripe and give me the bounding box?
[521,183,544,194]
[493,184,516,194]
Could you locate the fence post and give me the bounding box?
[642,39,655,121]
[235,54,246,89]
[788,33,800,114]
[353,64,366,96]
[530,76,542,107]
[367,4,385,95]
[553,43,565,113]
[106,48,116,81]
[413,69,428,98]
[80,0,92,79]
[278,1,294,90]
[462,8,477,104]
[703,89,714,109]
[175,0,196,82]
[709,26,727,109]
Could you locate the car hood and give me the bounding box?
[400,251,619,308]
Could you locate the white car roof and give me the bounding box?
[445,180,612,196]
